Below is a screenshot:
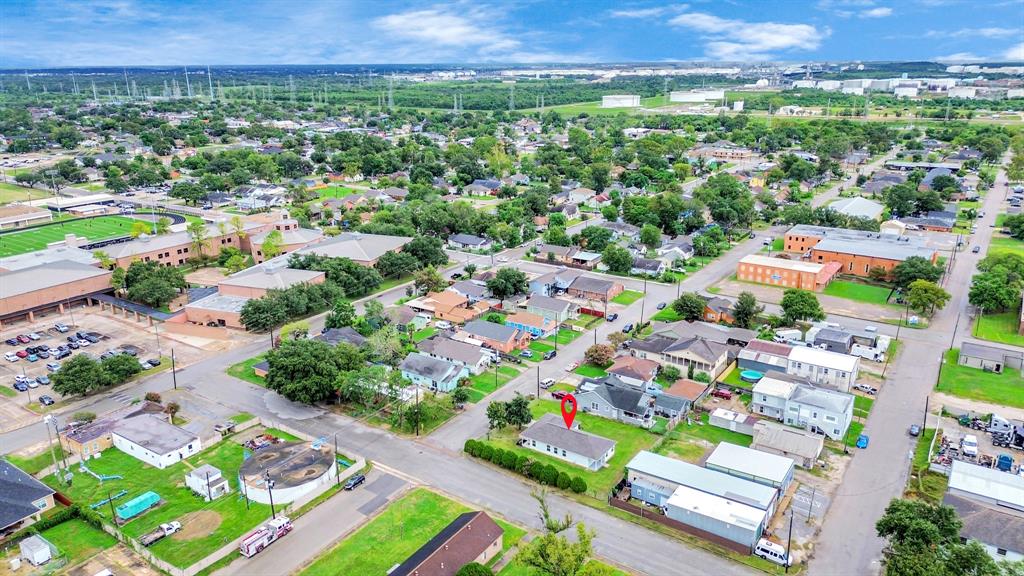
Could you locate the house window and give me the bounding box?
[825,415,837,423]
[834,428,840,436]
[591,402,599,410]
[562,449,567,457]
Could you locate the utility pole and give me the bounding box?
[785,510,794,573]
[171,348,178,390]
[207,65,215,101]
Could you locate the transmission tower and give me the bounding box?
[387,75,394,109]
[92,81,98,104]
[24,70,31,91]
[123,68,131,98]
[207,65,215,101]
[509,83,515,111]
[184,66,193,98]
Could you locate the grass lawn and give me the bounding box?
[718,368,754,391]
[229,412,255,424]
[654,433,708,463]
[845,421,866,447]
[651,308,682,323]
[0,215,139,257]
[411,326,437,343]
[674,412,753,447]
[937,348,1024,408]
[44,443,272,568]
[989,237,1024,258]
[546,328,582,345]
[573,364,608,378]
[7,444,66,475]
[854,395,875,419]
[485,400,661,498]
[0,181,44,203]
[39,518,118,567]
[0,385,16,397]
[467,366,522,402]
[569,314,604,330]
[300,488,525,576]
[316,186,358,200]
[225,354,267,386]
[264,427,302,441]
[611,290,644,305]
[974,309,1024,348]
[529,340,555,354]
[822,280,894,306]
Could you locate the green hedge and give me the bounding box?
[463,439,588,494]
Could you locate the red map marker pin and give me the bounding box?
[560,394,577,429]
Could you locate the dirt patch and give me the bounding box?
[172,510,222,541]
[66,544,161,576]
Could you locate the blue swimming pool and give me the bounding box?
[740,370,764,383]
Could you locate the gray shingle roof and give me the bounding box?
[527,295,572,314]
[944,493,1024,555]
[314,327,367,347]
[418,337,486,366]
[0,459,56,530]
[569,275,617,294]
[520,413,616,460]
[112,414,198,455]
[462,320,519,342]
[399,353,461,381]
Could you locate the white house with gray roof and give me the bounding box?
[417,336,490,375]
[399,352,469,393]
[525,295,579,323]
[111,414,201,469]
[519,413,616,471]
[751,372,854,440]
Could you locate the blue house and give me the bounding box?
[398,352,469,393]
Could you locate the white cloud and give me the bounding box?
[860,7,893,17]
[934,52,986,63]
[668,12,828,60]
[610,4,688,18]
[1004,42,1024,61]
[926,27,1019,38]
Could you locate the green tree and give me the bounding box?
[91,250,113,269]
[129,220,150,238]
[374,250,419,278]
[969,266,1024,312]
[876,498,998,576]
[451,386,471,409]
[781,289,826,324]
[101,354,142,383]
[584,344,615,367]
[505,394,533,430]
[413,265,447,294]
[367,325,404,365]
[639,223,662,249]
[732,291,763,329]
[265,339,345,404]
[186,220,210,257]
[486,268,528,308]
[240,296,288,332]
[544,226,572,247]
[52,355,109,396]
[1004,214,1024,240]
[660,365,682,382]
[520,523,595,576]
[111,267,126,295]
[549,212,568,228]
[455,563,492,576]
[155,217,172,235]
[404,236,448,267]
[906,280,951,315]
[892,256,944,288]
[601,244,632,274]
[127,276,177,308]
[260,229,284,260]
[486,401,508,430]
[671,292,706,322]
[325,300,357,329]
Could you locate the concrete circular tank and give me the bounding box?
[239,441,337,504]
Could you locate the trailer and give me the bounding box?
[850,343,885,362]
[140,521,181,547]
[239,517,292,558]
[992,426,1024,450]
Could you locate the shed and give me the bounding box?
[19,535,51,566]
[958,342,1024,374]
[664,485,767,552]
[705,442,795,492]
[708,408,758,436]
[751,421,824,468]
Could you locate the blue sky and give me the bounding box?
[1,0,1022,67]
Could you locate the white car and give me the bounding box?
[540,378,555,389]
[497,256,509,262]
[77,339,90,347]
[962,434,979,457]
[434,321,452,330]
[27,332,41,340]
[4,352,19,362]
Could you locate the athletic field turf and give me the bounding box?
[0,216,137,257]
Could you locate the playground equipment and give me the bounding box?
[78,462,122,482]
[115,491,160,521]
[89,490,128,510]
[311,436,327,450]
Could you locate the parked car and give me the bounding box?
[54,323,69,333]
[434,321,452,330]
[27,379,39,389]
[5,338,18,346]
[74,331,89,340]
[712,388,733,400]
[39,396,55,406]
[76,339,90,348]
[540,378,555,389]
[5,352,19,362]
[26,332,40,341]
[15,350,28,358]
[909,424,921,437]
[962,434,979,457]
[606,313,618,322]
[972,246,981,253]
[344,474,366,490]
[27,354,38,362]
[139,360,151,371]
[14,375,28,385]
[37,350,50,359]
[66,340,80,349]
[146,358,162,367]
[25,346,38,354]
[53,349,70,360]
[37,344,49,351]
[853,384,878,395]
[656,302,667,310]
[543,350,557,361]
[565,361,580,371]
[46,362,61,372]
[120,348,138,357]
[622,323,634,333]
[519,350,534,359]
[551,391,568,400]
[13,382,28,392]
[856,434,870,449]
[83,334,100,344]
[16,335,30,344]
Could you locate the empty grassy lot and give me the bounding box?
[822,280,894,306]
[988,237,1024,258]
[974,309,1024,348]
[44,443,271,568]
[611,290,644,305]
[467,365,522,403]
[0,216,137,257]
[225,354,267,387]
[300,488,525,576]
[0,181,44,203]
[937,348,1024,408]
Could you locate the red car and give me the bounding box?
[551,391,568,400]
[15,350,28,358]
[16,335,30,344]
[712,388,733,400]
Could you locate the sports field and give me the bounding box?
[0,215,137,257]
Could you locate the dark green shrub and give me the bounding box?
[570,476,588,494]
[556,472,571,490]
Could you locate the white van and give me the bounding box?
[754,538,791,566]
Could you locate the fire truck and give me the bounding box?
[239,516,293,558]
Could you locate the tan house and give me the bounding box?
[408,291,490,324]
[459,320,531,354]
[567,276,624,302]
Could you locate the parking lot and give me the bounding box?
[0,307,211,428]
